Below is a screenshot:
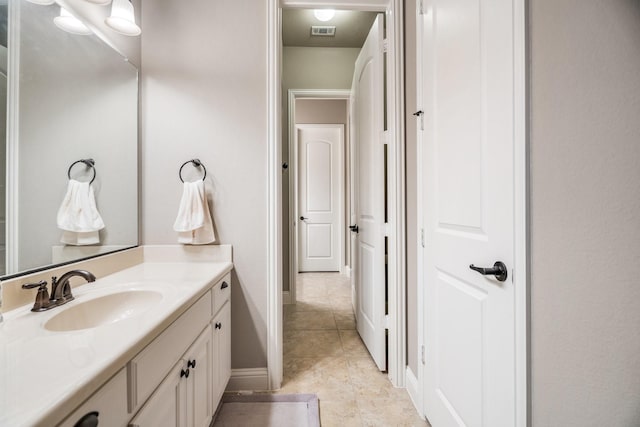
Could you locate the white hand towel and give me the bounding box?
[56,180,105,246]
[173,180,216,245]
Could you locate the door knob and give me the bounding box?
[349,224,359,233]
[300,216,308,220]
[469,261,508,282]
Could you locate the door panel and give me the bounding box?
[420,0,517,425]
[297,125,343,272]
[352,14,386,371]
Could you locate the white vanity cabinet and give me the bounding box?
[128,273,232,427]
[57,272,232,427]
[129,325,213,427]
[212,301,231,404]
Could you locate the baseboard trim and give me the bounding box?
[406,366,423,418]
[283,291,292,305]
[343,266,351,278]
[226,368,270,392]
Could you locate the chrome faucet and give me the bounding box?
[22,270,96,312]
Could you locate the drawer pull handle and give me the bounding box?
[215,322,222,329]
[180,368,190,378]
[221,281,229,289]
[74,411,99,427]
[187,359,196,369]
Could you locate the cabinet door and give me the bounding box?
[185,325,213,427]
[129,362,187,427]
[212,302,231,403]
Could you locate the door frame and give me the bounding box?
[268,0,407,390]
[414,0,528,424]
[288,90,350,305]
[294,123,345,276]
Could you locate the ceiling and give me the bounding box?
[282,9,378,48]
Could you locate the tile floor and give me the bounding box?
[277,272,430,427]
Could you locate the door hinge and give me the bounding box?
[418,0,425,15]
[421,345,426,365]
[384,223,392,237]
[382,38,388,53]
[420,228,425,248]
[385,314,390,329]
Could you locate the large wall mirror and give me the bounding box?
[0,0,138,279]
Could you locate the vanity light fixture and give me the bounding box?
[105,0,141,36]
[54,7,92,35]
[314,9,335,22]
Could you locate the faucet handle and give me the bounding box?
[22,281,51,312]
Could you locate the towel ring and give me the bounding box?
[179,159,207,183]
[67,159,96,184]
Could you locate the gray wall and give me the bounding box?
[404,0,418,377]
[282,46,360,292]
[141,0,268,369]
[530,1,640,425]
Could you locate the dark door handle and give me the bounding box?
[413,110,424,116]
[300,216,308,220]
[180,368,190,378]
[220,281,229,289]
[187,359,196,369]
[349,224,359,233]
[469,261,508,282]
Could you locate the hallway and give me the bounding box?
[280,273,429,426]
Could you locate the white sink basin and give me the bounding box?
[44,290,163,332]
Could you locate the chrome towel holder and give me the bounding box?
[179,159,207,183]
[67,158,96,184]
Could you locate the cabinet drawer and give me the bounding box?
[212,273,231,315]
[128,290,212,413]
[58,368,128,427]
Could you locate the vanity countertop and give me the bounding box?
[0,260,233,427]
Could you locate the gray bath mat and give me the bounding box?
[212,393,320,427]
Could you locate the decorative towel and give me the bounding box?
[173,180,216,245]
[56,180,105,245]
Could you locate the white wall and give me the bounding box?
[141,0,268,369]
[530,1,640,425]
[282,46,359,291]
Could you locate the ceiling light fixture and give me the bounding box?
[314,9,335,22]
[53,7,92,35]
[105,0,141,36]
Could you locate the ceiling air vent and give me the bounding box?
[311,26,336,37]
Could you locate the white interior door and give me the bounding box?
[351,14,386,371]
[419,0,519,425]
[297,124,343,272]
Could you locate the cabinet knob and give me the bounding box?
[187,359,196,369]
[220,281,229,289]
[180,368,190,378]
[215,322,222,329]
[74,411,99,427]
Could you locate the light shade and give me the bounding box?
[105,0,141,36]
[314,9,335,22]
[84,0,112,4]
[24,0,56,5]
[54,7,92,35]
